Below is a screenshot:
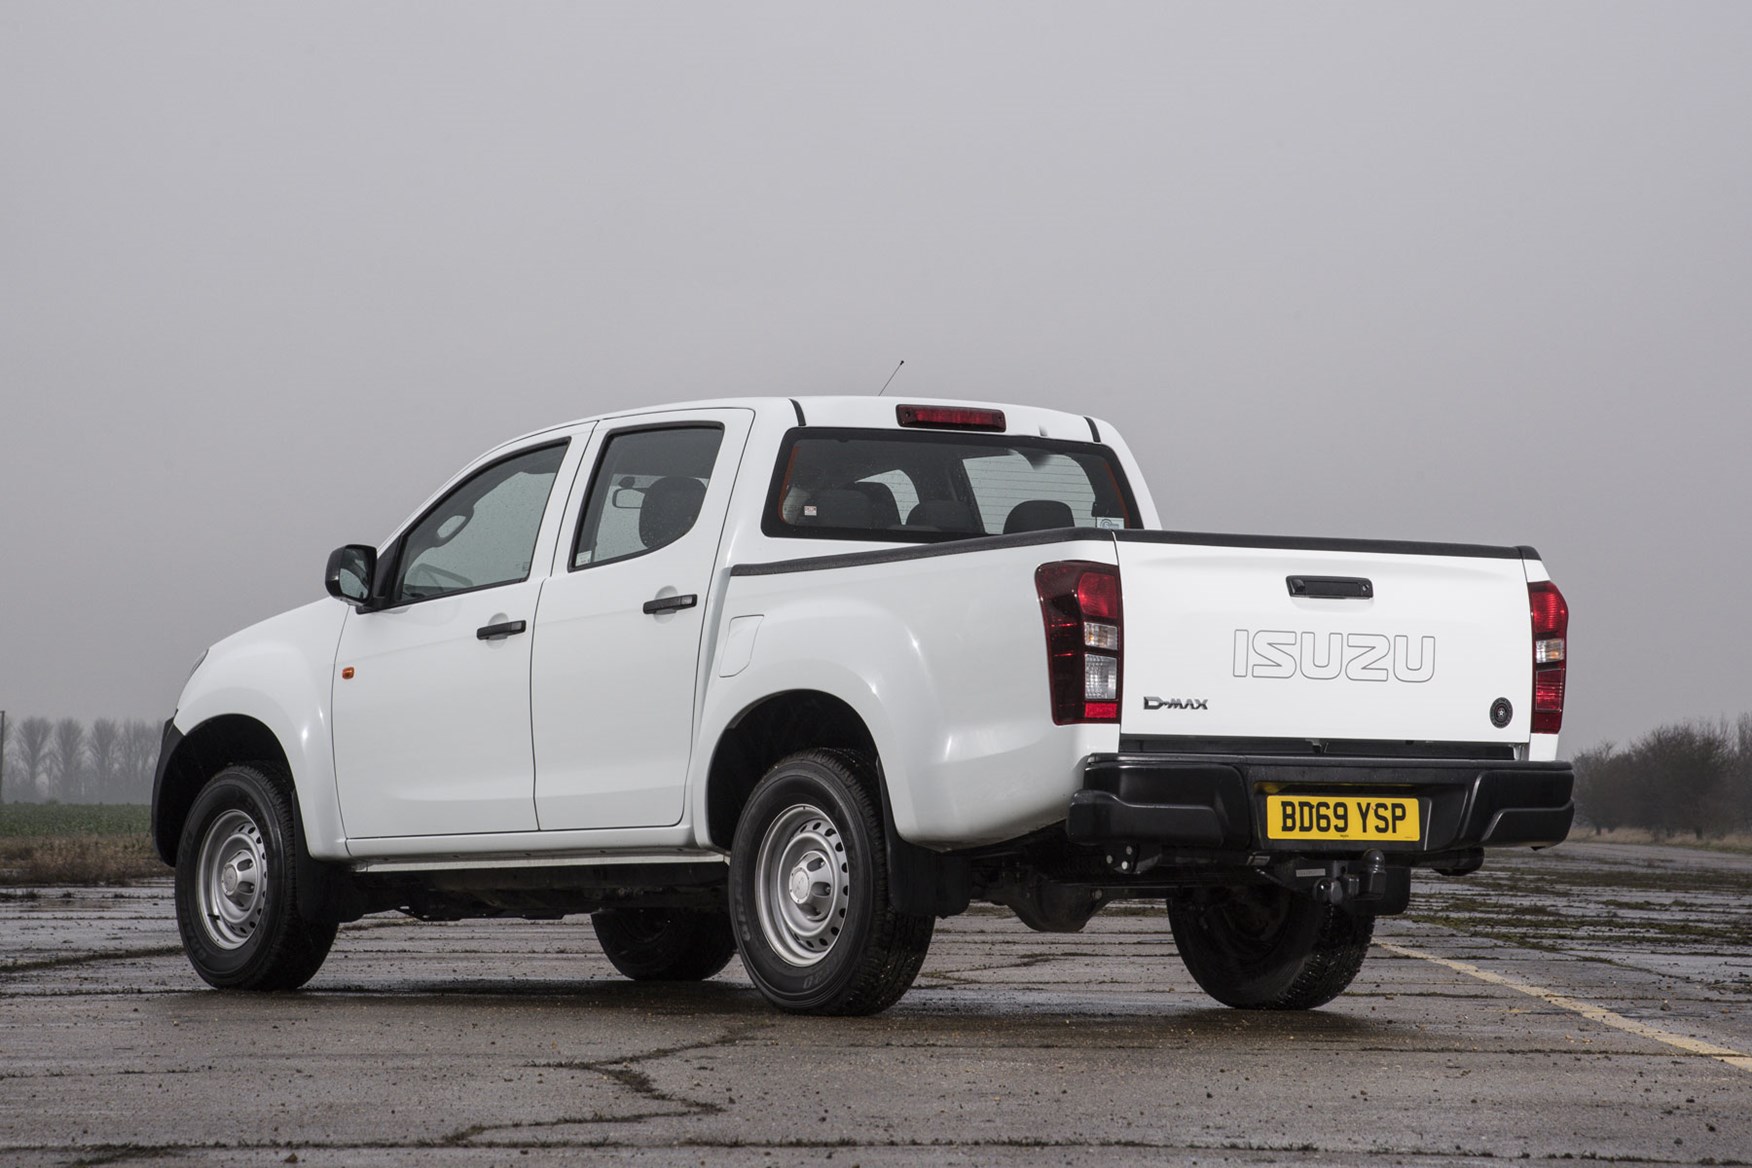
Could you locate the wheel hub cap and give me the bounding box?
[754,804,850,967]
[194,809,268,950]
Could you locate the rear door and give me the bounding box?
[1115,535,1534,746]
[530,409,752,830]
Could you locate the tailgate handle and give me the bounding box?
[1287,575,1373,599]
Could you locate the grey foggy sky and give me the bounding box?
[2,3,1749,754]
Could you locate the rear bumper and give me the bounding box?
[1066,752,1574,859]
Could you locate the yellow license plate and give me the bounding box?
[1265,795,1421,842]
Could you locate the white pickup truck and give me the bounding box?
[154,396,1573,1015]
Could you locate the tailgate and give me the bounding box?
[1116,535,1534,746]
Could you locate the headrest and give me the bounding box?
[849,482,901,529]
[1003,499,1076,534]
[640,477,707,549]
[906,500,981,533]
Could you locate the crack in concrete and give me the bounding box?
[438,1022,768,1145]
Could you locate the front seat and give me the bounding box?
[640,477,708,551]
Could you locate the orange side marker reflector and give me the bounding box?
[341,666,355,680]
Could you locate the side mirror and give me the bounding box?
[325,545,378,609]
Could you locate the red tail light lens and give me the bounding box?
[1036,561,1123,724]
[1528,581,1568,734]
[896,404,1007,431]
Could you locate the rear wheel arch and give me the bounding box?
[154,714,294,866]
[703,690,969,918]
[704,690,880,850]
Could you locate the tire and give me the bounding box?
[1167,883,1374,1010]
[173,764,338,991]
[592,907,737,981]
[728,749,934,1016]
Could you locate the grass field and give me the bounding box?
[0,803,164,884]
[0,803,151,837]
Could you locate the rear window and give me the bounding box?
[764,428,1138,543]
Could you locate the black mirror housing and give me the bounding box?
[325,545,378,609]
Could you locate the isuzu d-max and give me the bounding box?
[154,396,1573,1014]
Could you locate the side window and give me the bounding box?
[572,426,725,569]
[394,442,567,603]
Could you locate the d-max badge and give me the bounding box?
[1143,696,1209,710]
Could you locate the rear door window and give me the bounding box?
[572,426,726,568]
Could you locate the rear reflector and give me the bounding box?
[896,404,1007,431]
[1036,560,1123,724]
[1528,580,1569,735]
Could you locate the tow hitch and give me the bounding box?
[1271,850,1411,915]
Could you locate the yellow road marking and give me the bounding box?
[1377,940,1752,1075]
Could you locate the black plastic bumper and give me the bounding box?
[1066,752,1574,857]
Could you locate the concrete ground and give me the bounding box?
[1,840,1749,1167]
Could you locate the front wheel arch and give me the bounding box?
[153,715,291,866]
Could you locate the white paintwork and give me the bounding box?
[696,537,1118,847]
[530,408,753,831]
[171,600,350,860]
[167,396,1559,869]
[331,580,546,838]
[1117,543,1534,745]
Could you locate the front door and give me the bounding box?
[333,440,571,839]
[531,411,750,830]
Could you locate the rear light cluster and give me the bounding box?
[1528,580,1569,734]
[1036,561,1122,724]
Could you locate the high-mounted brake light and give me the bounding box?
[1036,561,1123,724]
[896,404,1007,431]
[1528,580,1568,735]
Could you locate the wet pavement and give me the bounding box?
[1,841,1749,1166]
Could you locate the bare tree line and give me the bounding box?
[1572,714,1752,840]
[0,715,160,804]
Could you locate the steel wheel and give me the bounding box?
[728,750,933,1015]
[754,803,850,965]
[174,763,337,990]
[194,809,269,949]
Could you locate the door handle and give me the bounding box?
[642,593,698,615]
[476,619,528,640]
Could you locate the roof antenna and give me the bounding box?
[876,359,905,397]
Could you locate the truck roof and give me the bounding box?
[494,396,1112,455]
